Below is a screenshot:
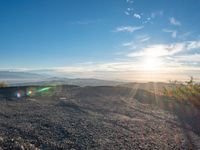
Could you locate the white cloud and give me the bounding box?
[2,54,200,82]
[124,11,130,15]
[163,29,177,38]
[127,8,133,11]
[143,17,152,24]
[38,59,200,82]
[114,26,144,33]
[122,35,150,50]
[173,54,200,62]
[127,40,200,57]
[186,40,200,49]
[139,36,150,42]
[122,42,134,47]
[126,0,134,4]
[71,19,101,25]
[169,17,181,26]
[122,42,137,50]
[127,44,180,57]
[133,13,141,19]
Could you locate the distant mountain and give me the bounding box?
[0,71,124,87]
[0,71,47,85]
[9,77,124,87]
[0,71,45,79]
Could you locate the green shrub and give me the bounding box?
[163,77,200,107]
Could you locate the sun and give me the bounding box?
[139,45,165,71]
[141,55,163,71]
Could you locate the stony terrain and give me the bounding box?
[0,85,200,149]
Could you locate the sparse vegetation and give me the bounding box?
[163,77,200,108]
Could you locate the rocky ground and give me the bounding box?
[0,85,200,149]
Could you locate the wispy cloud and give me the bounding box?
[127,40,200,57]
[143,17,152,24]
[163,29,177,38]
[70,19,101,25]
[2,53,200,82]
[169,17,181,26]
[124,8,134,16]
[138,35,150,42]
[133,13,141,19]
[151,10,163,18]
[114,26,144,33]
[124,11,130,15]
[173,54,200,63]
[126,0,134,4]
[122,35,150,50]
[186,40,200,49]
[142,10,163,24]
[127,8,132,11]
[127,44,183,57]
[9,58,199,82]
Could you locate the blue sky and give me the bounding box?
[0,0,200,81]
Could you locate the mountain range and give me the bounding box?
[0,71,123,87]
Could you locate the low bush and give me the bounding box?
[163,77,200,108]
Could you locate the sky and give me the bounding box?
[0,0,200,82]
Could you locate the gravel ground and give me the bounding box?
[0,86,200,149]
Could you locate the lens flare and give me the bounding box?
[16,92,21,98]
[27,90,33,96]
[38,87,51,92]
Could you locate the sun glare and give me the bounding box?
[141,54,163,71]
[139,45,166,71]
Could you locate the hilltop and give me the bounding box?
[0,84,200,149]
